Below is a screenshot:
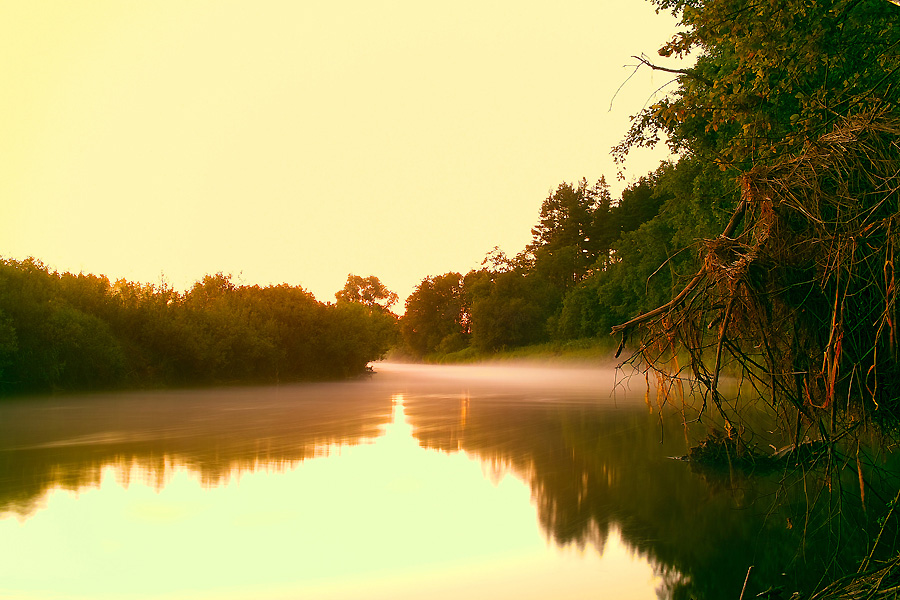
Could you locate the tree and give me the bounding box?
[554,159,723,340]
[469,271,561,352]
[481,246,516,273]
[0,309,16,384]
[529,178,613,289]
[189,272,235,301]
[617,0,900,170]
[0,258,399,392]
[400,273,466,357]
[336,274,399,311]
[319,301,397,375]
[615,176,663,236]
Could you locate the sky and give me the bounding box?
[1,1,690,309]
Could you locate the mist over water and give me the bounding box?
[373,361,631,401]
[0,362,880,599]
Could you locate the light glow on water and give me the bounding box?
[0,384,665,600]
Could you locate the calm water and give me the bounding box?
[0,362,886,599]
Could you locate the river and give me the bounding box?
[0,362,887,599]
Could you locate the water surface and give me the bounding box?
[0,362,880,598]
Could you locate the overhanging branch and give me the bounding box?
[632,55,714,88]
[611,199,748,338]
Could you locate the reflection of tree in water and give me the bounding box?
[0,384,392,518]
[406,395,900,600]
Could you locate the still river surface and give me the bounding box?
[0,362,881,599]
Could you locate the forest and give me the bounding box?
[0,262,398,394]
[398,160,725,358]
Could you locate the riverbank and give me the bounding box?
[392,336,711,375]
[387,337,623,366]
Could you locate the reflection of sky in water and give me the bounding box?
[0,385,666,600]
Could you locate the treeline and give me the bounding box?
[399,158,733,358]
[0,259,398,394]
[401,0,900,378]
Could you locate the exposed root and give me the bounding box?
[613,107,900,437]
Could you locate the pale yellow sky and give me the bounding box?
[1,1,688,307]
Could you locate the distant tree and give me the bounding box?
[184,273,236,309]
[529,178,612,288]
[481,246,516,273]
[615,176,666,237]
[553,159,728,340]
[44,304,127,389]
[400,273,466,357]
[336,274,399,311]
[0,309,16,383]
[0,259,128,391]
[322,300,398,373]
[0,258,399,392]
[469,271,561,352]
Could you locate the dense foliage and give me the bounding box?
[398,167,707,358]
[620,0,900,169]
[611,0,900,421]
[0,260,398,394]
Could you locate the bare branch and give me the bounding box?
[631,55,714,88]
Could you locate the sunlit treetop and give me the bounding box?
[336,274,399,311]
[616,0,900,169]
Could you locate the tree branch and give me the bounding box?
[632,55,714,88]
[611,199,748,337]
